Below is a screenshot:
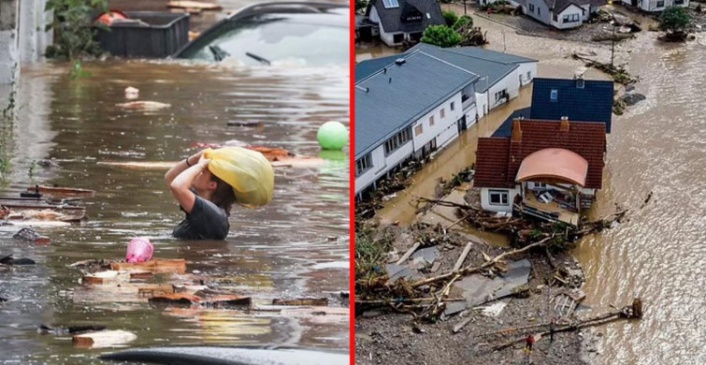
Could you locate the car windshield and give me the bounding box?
[181,14,349,67]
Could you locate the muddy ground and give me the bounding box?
[355,222,605,365]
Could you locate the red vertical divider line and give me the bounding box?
[348,1,356,364]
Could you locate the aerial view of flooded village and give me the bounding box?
[0,0,350,364]
[354,0,706,364]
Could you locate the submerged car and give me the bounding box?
[173,2,349,67]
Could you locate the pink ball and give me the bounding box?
[126,237,154,263]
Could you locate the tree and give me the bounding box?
[442,10,459,26]
[659,6,692,33]
[452,15,473,30]
[421,25,462,48]
[355,0,369,13]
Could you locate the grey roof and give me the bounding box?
[356,54,403,81]
[368,0,445,33]
[408,44,529,92]
[443,46,537,65]
[545,0,590,14]
[355,51,478,159]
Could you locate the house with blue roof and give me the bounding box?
[355,45,537,197]
[531,77,614,133]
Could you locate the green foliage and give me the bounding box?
[45,0,108,60]
[659,6,692,33]
[355,228,392,283]
[355,0,369,12]
[452,15,473,30]
[421,25,462,48]
[442,10,459,26]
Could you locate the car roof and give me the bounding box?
[173,2,348,58]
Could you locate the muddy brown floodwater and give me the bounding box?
[367,11,706,365]
[0,59,349,364]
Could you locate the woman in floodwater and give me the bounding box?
[164,148,274,240]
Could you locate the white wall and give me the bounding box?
[19,0,52,64]
[551,4,584,29]
[412,92,463,151]
[516,62,537,87]
[480,186,521,213]
[0,0,19,85]
[475,91,489,119]
[487,71,520,110]
[355,136,415,195]
[464,104,478,127]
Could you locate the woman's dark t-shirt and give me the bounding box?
[173,196,229,240]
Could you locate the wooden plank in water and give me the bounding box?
[73,330,137,348]
[272,298,328,306]
[110,259,186,274]
[26,186,95,197]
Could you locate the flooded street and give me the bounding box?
[0,59,349,363]
[367,10,706,365]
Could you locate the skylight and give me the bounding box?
[382,0,400,8]
[550,89,558,102]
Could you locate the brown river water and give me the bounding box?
[367,11,706,365]
[0,58,349,364]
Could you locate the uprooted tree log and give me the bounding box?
[489,298,643,351]
[571,53,637,86]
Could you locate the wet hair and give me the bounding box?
[210,174,237,215]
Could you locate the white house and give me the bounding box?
[620,0,689,12]
[366,0,445,47]
[355,45,538,198]
[521,0,602,29]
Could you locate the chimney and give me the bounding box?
[511,119,522,143]
[560,116,570,132]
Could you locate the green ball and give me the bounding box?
[317,121,348,150]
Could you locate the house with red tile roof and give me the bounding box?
[474,118,606,226]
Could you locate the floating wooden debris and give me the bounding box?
[73,283,175,303]
[272,298,328,306]
[0,198,85,222]
[26,185,95,197]
[167,1,223,11]
[82,270,123,285]
[116,101,171,110]
[149,293,251,307]
[110,259,186,274]
[73,330,137,349]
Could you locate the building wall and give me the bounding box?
[524,0,551,26]
[639,0,689,12]
[551,4,585,29]
[516,62,537,87]
[0,0,51,86]
[487,71,520,110]
[355,136,414,195]
[480,186,521,213]
[411,92,463,152]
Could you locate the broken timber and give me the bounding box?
[490,299,643,351]
[110,259,186,274]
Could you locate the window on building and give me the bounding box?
[356,154,372,177]
[489,190,509,205]
[675,0,684,4]
[384,127,412,156]
[393,33,404,44]
[527,71,531,80]
[562,13,580,22]
[553,14,558,21]
[440,108,446,119]
[450,102,455,111]
[529,3,534,12]
[538,7,541,15]
[429,116,435,126]
[415,124,423,136]
[657,0,665,6]
[550,89,558,102]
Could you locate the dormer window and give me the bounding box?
[550,89,558,102]
[577,79,585,89]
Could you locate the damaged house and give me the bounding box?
[474,118,606,226]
